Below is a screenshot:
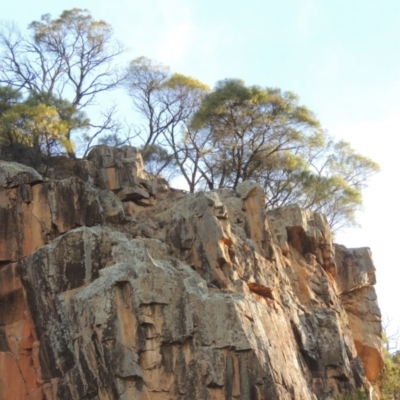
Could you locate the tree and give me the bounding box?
[26,90,89,137]
[191,79,323,188]
[125,73,378,226]
[301,140,378,230]
[252,138,379,231]
[190,79,379,230]
[173,125,215,193]
[0,86,21,114]
[0,86,87,164]
[125,57,171,148]
[139,143,177,180]
[0,9,125,154]
[378,339,400,399]
[124,57,209,178]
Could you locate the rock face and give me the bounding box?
[0,146,383,400]
[335,246,383,383]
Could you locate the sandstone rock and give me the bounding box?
[0,147,383,399]
[0,180,52,262]
[13,228,316,399]
[0,263,43,400]
[268,205,337,276]
[87,145,149,190]
[40,156,97,184]
[98,189,125,223]
[0,160,42,188]
[0,162,122,262]
[335,245,383,383]
[117,186,150,202]
[335,245,377,294]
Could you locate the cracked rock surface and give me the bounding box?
[0,146,382,399]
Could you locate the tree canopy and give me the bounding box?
[186,79,378,230]
[378,331,400,399]
[0,10,379,231]
[190,79,322,189]
[124,57,209,177]
[0,86,88,164]
[0,8,124,155]
[125,57,209,147]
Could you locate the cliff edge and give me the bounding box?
[0,146,383,399]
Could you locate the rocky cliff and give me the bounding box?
[0,146,383,400]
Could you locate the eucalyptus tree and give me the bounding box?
[191,79,379,230]
[125,57,209,178]
[0,9,125,154]
[0,86,87,164]
[191,79,322,188]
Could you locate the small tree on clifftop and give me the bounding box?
[0,9,125,155]
[124,56,209,177]
[189,79,379,230]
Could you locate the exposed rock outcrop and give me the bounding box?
[0,146,383,400]
[335,246,383,383]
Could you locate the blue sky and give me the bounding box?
[2,0,400,341]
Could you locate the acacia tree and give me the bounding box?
[0,9,125,154]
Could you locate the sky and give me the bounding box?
[2,0,400,344]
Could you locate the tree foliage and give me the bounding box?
[0,9,124,106]
[139,143,177,180]
[0,9,379,231]
[124,64,379,230]
[0,9,124,154]
[191,79,322,188]
[188,79,379,230]
[0,86,87,163]
[124,57,210,182]
[378,338,400,399]
[125,57,209,148]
